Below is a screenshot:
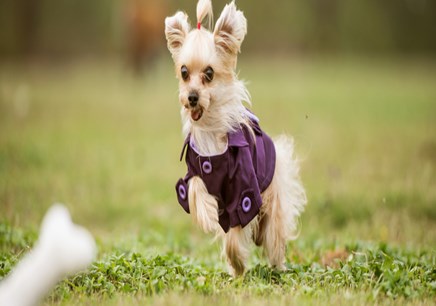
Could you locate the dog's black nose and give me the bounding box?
[188,91,199,107]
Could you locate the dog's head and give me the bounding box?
[165,0,247,126]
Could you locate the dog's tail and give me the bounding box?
[273,135,307,240]
[196,0,213,30]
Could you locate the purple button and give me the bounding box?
[242,197,251,213]
[178,184,187,200]
[202,160,212,174]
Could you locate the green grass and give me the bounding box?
[0,56,435,305]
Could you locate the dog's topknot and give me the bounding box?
[196,0,213,30]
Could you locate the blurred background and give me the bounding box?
[0,0,435,258]
[1,0,436,64]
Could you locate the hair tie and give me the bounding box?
[197,22,201,30]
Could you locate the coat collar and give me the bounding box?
[179,126,250,161]
[228,127,249,147]
[180,137,190,161]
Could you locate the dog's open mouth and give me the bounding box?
[190,108,203,121]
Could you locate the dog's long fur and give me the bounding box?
[165,0,307,276]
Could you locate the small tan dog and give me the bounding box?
[165,0,307,276]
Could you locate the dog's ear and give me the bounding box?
[213,2,247,57]
[165,12,190,59]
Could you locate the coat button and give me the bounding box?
[202,160,212,174]
[178,184,187,200]
[242,196,251,213]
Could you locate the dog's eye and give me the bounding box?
[181,65,189,81]
[204,66,214,82]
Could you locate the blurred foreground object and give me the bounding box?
[0,204,96,306]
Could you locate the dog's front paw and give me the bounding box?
[188,176,219,233]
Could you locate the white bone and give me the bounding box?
[0,204,96,306]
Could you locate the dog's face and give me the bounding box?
[165,3,247,124]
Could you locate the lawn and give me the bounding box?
[0,56,435,305]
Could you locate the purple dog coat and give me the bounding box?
[175,116,276,233]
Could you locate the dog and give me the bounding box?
[165,0,307,277]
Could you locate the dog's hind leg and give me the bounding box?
[259,184,287,270]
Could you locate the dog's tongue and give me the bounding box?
[191,109,202,121]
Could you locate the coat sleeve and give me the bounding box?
[175,177,190,213]
[175,141,192,214]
